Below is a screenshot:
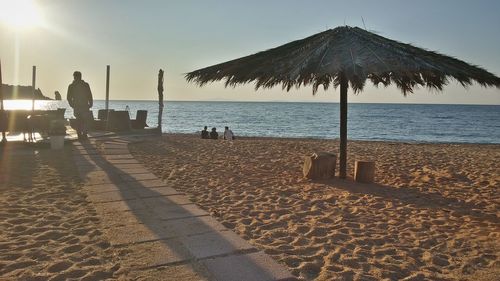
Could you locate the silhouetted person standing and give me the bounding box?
[67,71,93,140]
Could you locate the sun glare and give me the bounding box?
[0,0,43,30]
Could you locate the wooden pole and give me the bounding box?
[157,69,164,133]
[0,59,3,111]
[32,66,36,111]
[0,59,6,143]
[105,65,110,111]
[339,74,348,179]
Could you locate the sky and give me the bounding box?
[0,0,499,104]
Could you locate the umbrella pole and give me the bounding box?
[339,74,348,179]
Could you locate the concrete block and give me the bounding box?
[113,168,151,175]
[120,239,191,268]
[107,159,140,165]
[126,264,210,281]
[83,183,133,194]
[121,173,158,182]
[160,216,227,237]
[180,230,255,259]
[84,172,125,185]
[93,199,147,213]
[135,186,181,198]
[202,251,297,281]
[113,163,147,170]
[103,223,166,245]
[142,195,192,206]
[87,190,137,203]
[129,179,167,188]
[152,204,208,220]
[103,149,131,155]
[98,210,146,227]
[105,154,136,160]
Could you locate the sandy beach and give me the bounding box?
[0,144,127,280]
[128,134,500,281]
[0,134,498,281]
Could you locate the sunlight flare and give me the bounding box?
[0,0,43,30]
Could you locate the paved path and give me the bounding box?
[71,136,296,281]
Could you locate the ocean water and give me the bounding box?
[4,100,500,144]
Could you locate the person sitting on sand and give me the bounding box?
[210,127,218,139]
[223,126,234,140]
[201,126,209,139]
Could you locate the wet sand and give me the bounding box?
[129,134,500,281]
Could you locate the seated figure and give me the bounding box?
[201,126,209,139]
[210,127,218,140]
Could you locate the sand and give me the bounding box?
[0,144,125,280]
[1,134,498,281]
[0,140,228,281]
[129,134,500,281]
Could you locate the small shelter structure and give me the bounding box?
[186,26,500,178]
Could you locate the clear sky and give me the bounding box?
[1,0,499,104]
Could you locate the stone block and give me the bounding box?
[120,239,191,268]
[202,251,296,281]
[180,230,255,259]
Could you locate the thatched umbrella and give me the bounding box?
[186,26,500,179]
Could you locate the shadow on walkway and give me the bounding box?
[73,137,296,281]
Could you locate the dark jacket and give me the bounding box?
[67,80,93,110]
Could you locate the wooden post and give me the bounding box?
[339,73,348,179]
[0,59,3,111]
[105,65,110,111]
[32,66,36,111]
[157,69,164,133]
[0,59,6,143]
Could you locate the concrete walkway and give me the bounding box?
[71,136,296,281]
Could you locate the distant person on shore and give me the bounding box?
[210,127,218,140]
[223,126,235,140]
[54,91,62,100]
[201,126,209,139]
[67,71,93,140]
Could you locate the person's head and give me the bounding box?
[225,126,229,130]
[73,71,82,81]
[204,126,207,130]
[212,127,216,132]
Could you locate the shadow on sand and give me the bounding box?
[72,137,296,281]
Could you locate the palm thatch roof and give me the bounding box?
[186,26,500,94]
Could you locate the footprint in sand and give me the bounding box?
[61,244,84,254]
[72,228,90,236]
[35,230,65,241]
[47,261,72,273]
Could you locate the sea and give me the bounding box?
[3,100,500,144]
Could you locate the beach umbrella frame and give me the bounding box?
[186,26,500,179]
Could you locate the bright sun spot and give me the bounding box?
[0,0,43,30]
